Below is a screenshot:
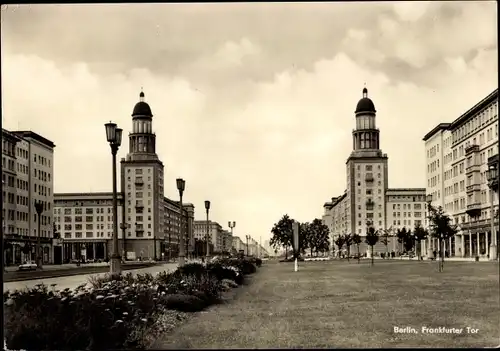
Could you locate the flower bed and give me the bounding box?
[4,258,258,350]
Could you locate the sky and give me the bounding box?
[1,2,497,244]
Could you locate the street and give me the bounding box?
[3,262,179,293]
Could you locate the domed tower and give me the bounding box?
[120,90,164,264]
[345,87,389,252]
[129,91,157,156]
[352,87,380,151]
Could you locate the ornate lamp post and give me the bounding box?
[425,194,433,258]
[105,121,123,276]
[228,221,235,255]
[34,200,44,269]
[486,163,498,260]
[245,234,250,256]
[120,222,127,261]
[205,200,210,261]
[176,178,186,267]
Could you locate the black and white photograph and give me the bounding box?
[1,2,498,349]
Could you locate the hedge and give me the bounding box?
[4,258,258,350]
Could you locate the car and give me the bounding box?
[18,261,38,271]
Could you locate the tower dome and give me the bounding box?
[355,87,376,114]
[132,91,153,117]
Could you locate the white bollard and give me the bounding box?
[294,258,298,272]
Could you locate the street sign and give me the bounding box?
[293,221,299,254]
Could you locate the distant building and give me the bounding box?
[2,129,56,265]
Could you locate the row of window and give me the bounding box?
[391,212,423,218]
[452,103,497,144]
[2,157,15,172]
[33,153,51,168]
[2,140,16,156]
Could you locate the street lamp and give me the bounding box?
[105,121,123,276]
[34,201,44,269]
[425,194,433,258]
[245,234,250,257]
[176,178,186,267]
[486,163,498,260]
[205,200,210,261]
[228,221,235,255]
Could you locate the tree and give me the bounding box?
[352,233,362,263]
[301,222,314,256]
[413,223,428,261]
[334,235,345,258]
[427,204,457,272]
[396,228,409,258]
[310,219,330,256]
[365,226,379,267]
[403,229,415,258]
[270,214,294,260]
[53,222,60,239]
[380,226,392,258]
[343,233,353,262]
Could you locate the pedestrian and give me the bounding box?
[433,250,437,260]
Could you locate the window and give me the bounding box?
[85,216,93,222]
[86,208,93,214]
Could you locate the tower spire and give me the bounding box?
[140,87,145,102]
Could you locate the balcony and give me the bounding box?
[465,203,482,218]
[465,164,480,174]
[465,144,480,155]
[465,184,481,194]
[135,203,144,209]
[365,174,374,182]
[366,200,375,211]
[134,178,144,185]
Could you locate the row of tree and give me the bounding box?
[332,204,457,271]
[271,203,457,271]
[270,215,330,259]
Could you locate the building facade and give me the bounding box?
[323,88,427,256]
[2,129,56,265]
[54,192,124,262]
[194,220,226,253]
[423,88,499,260]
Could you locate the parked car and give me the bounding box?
[18,261,37,271]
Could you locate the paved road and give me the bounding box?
[4,263,179,293]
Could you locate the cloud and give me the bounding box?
[1,2,497,243]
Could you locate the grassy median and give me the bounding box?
[154,259,499,349]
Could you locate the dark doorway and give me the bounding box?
[54,246,62,265]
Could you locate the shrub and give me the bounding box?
[4,256,258,350]
[179,263,207,278]
[160,294,206,312]
[255,258,262,267]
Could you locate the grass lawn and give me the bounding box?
[153,259,500,349]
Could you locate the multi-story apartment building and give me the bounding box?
[423,88,498,260]
[323,88,427,256]
[194,220,226,252]
[162,197,194,260]
[385,188,427,252]
[232,235,245,253]
[221,229,232,253]
[2,129,55,265]
[54,192,124,262]
[53,192,193,262]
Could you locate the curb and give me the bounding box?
[3,262,162,283]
